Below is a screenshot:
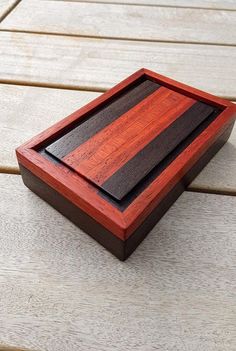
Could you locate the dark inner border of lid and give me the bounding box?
[39,105,221,211]
[36,76,222,211]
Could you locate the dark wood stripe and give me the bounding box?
[102,102,215,201]
[61,87,194,185]
[39,104,221,211]
[99,106,221,211]
[45,78,160,159]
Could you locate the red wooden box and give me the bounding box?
[16,69,236,260]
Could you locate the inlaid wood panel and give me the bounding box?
[46,85,217,201]
[1,0,236,45]
[45,79,160,159]
[100,102,216,200]
[1,174,236,350]
[0,32,235,98]
[60,88,194,182]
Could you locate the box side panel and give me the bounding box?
[19,164,126,261]
[18,121,234,260]
[125,120,235,258]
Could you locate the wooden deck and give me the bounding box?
[0,1,235,350]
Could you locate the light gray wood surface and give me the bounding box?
[0,0,18,21]
[48,0,236,11]
[2,0,236,45]
[189,125,236,194]
[0,32,236,98]
[0,84,236,193]
[0,174,236,351]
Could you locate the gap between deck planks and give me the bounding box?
[0,32,236,98]
[0,0,20,22]
[0,84,235,195]
[37,0,236,11]
[0,173,236,350]
[1,0,236,45]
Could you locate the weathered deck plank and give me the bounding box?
[0,32,235,98]
[1,0,236,45]
[0,84,99,172]
[0,174,236,351]
[0,0,19,21]
[51,0,236,11]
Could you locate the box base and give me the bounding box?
[19,121,234,260]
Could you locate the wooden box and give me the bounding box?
[16,68,236,260]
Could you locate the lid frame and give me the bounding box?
[16,68,236,240]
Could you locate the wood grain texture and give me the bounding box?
[0,0,18,21]
[55,87,195,197]
[0,174,236,350]
[101,101,216,200]
[45,79,160,159]
[1,84,236,194]
[50,0,236,11]
[0,32,236,98]
[1,0,236,45]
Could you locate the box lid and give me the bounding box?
[45,81,215,201]
[16,69,236,240]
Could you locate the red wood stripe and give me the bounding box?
[64,87,195,183]
[45,79,160,159]
[64,88,174,167]
[101,102,216,201]
[63,87,195,188]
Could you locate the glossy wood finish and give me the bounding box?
[47,87,195,199]
[46,88,218,202]
[102,102,217,201]
[16,69,236,257]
